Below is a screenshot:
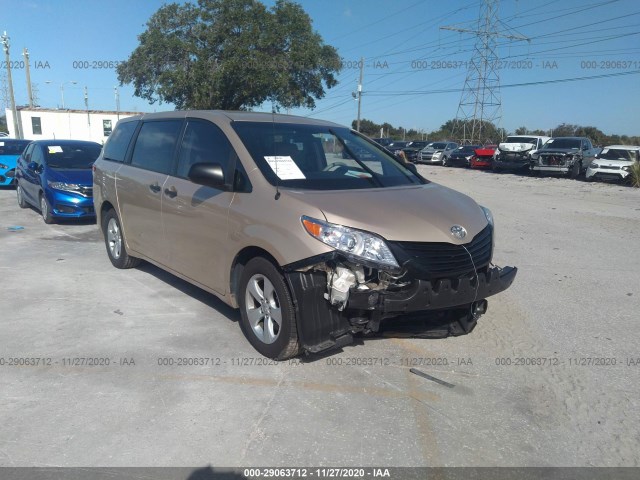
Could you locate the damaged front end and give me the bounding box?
[284,219,517,355]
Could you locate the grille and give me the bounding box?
[389,224,493,279]
[600,165,620,170]
[540,155,568,166]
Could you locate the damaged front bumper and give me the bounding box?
[284,256,517,355]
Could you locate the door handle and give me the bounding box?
[149,183,161,193]
[164,186,177,198]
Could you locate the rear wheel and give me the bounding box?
[102,209,140,269]
[238,257,300,360]
[39,194,54,224]
[16,183,28,209]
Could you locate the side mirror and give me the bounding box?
[404,162,419,175]
[188,162,226,189]
[594,153,599,159]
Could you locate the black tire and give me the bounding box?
[492,163,501,173]
[238,257,300,360]
[102,209,140,269]
[569,161,580,179]
[442,157,448,167]
[39,193,54,224]
[16,183,28,209]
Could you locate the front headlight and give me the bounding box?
[47,180,84,193]
[301,216,399,269]
[622,166,630,172]
[589,162,599,169]
[480,206,494,227]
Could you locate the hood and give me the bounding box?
[46,168,93,185]
[498,142,534,153]
[474,148,495,157]
[282,183,488,244]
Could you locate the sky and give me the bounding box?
[1,0,639,136]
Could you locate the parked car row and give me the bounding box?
[373,136,639,184]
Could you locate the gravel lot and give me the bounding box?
[0,166,639,468]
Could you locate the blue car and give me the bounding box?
[0,139,31,186]
[15,139,102,223]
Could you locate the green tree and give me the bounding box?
[117,0,341,110]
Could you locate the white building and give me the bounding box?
[5,107,141,143]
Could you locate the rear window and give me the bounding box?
[103,120,139,162]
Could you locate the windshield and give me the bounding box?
[506,136,537,144]
[598,148,638,161]
[0,140,31,155]
[431,142,447,149]
[543,138,581,150]
[232,122,425,190]
[44,144,102,169]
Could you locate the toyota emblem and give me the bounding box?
[450,225,467,239]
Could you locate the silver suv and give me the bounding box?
[93,111,516,359]
[418,141,459,164]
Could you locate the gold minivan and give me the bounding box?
[93,111,517,359]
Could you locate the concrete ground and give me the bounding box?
[0,166,639,468]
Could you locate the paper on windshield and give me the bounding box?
[264,156,306,180]
[48,146,63,154]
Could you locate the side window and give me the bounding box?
[103,120,138,163]
[31,146,44,166]
[23,144,35,162]
[176,119,237,180]
[130,120,183,174]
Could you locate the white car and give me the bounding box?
[493,135,550,171]
[586,145,640,182]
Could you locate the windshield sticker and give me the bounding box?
[264,156,306,180]
[48,146,63,154]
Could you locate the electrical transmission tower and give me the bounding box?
[441,0,528,144]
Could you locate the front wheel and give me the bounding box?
[102,209,140,269]
[569,161,580,179]
[40,194,54,224]
[238,257,300,360]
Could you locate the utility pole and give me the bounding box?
[1,31,21,139]
[441,0,528,144]
[114,86,120,120]
[84,85,90,126]
[23,48,34,108]
[353,57,364,132]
